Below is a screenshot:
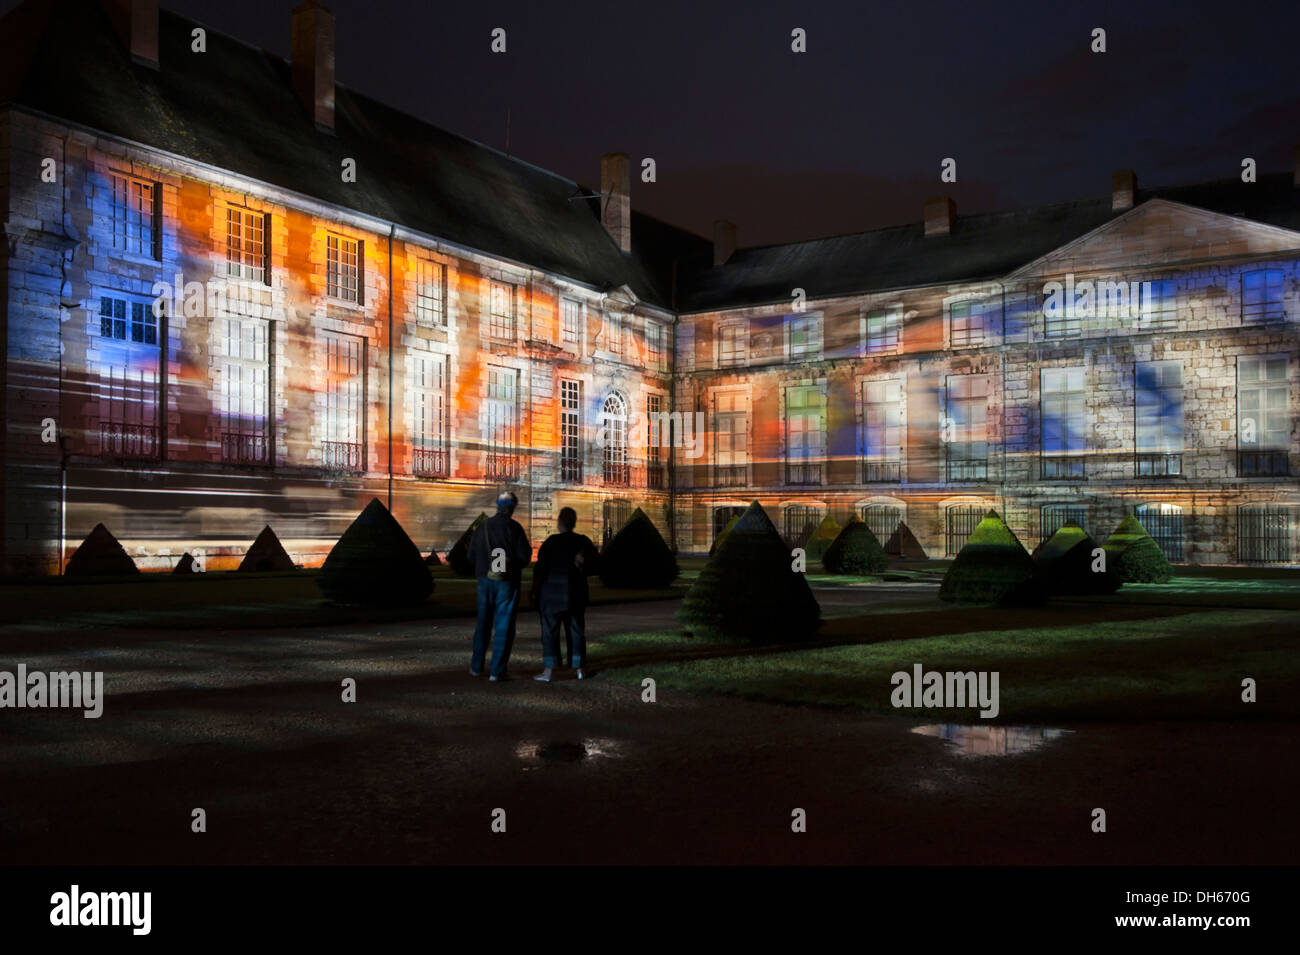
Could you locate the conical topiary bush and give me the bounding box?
[446,513,487,577]
[65,523,138,576]
[599,508,679,588]
[238,525,296,572]
[425,547,442,566]
[1102,515,1173,583]
[801,514,841,561]
[885,521,927,559]
[679,500,821,642]
[1033,523,1121,595]
[709,514,740,557]
[938,510,1040,604]
[318,498,434,606]
[173,552,200,575]
[821,517,888,576]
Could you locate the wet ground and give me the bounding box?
[1,595,1295,865]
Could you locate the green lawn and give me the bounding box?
[601,609,1300,722]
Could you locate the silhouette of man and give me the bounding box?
[530,506,599,682]
[468,491,532,681]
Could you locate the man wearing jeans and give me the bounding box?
[467,491,532,681]
[529,507,600,682]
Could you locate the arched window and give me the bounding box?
[861,504,902,546]
[1041,504,1087,543]
[1237,504,1292,563]
[945,504,985,557]
[601,393,629,486]
[1135,503,1184,562]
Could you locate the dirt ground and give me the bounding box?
[1,595,1295,865]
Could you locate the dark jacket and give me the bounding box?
[467,511,532,584]
[530,531,599,612]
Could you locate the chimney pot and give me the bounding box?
[600,152,631,253]
[924,196,955,237]
[1112,169,1137,211]
[292,0,336,131]
[713,219,737,266]
[103,0,158,68]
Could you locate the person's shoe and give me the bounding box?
[575,668,585,680]
[469,668,483,677]
[489,674,508,682]
[534,670,553,683]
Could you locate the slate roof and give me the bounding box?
[3,0,1298,315]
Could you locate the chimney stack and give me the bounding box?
[924,196,955,237]
[103,0,158,68]
[713,219,736,266]
[292,1,336,131]
[1111,169,1137,211]
[600,152,631,253]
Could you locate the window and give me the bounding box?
[1135,361,1182,476]
[861,378,901,482]
[95,294,161,459]
[411,353,449,477]
[601,393,629,485]
[1041,504,1088,542]
[110,174,158,257]
[783,505,820,549]
[784,384,826,485]
[220,316,270,465]
[945,375,989,482]
[712,390,748,488]
[560,379,583,483]
[485,366,518,480]
[713,506,746,543]
[646,320,665,370]
[945,505,985,557]
[489,281,515,340]
[1040,367,1086,479]
[321,332,364,470]
[862,504,902,546]
[1141,279,1178,328]
[602,499,633,546]
[1242,269,1284,323]
[98,295,158,344]
[1135,503,1184,562]
[560,298,583,347]
[1043,287,1080,339]
[225,206,269,284]
[605,312,622,357]
[647,393,667,489]
[717,322,747,367]
[1237,505,1292,563]
[1237,355,1289,477]
[326,233,361,303]
[948,300,986,348]
[863,308,901,354]
[415,260,445,327]
[787,313,822,360]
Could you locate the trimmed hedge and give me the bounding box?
[238,525,296,572]
[678,500,821,642]
[938,509,1041,604]
[885,521,927,559]
[801,514,841,561]
[317,498,434,606]
[821,517,888,576]
[65,523,138,577]
[425,547,442,566]
[173,552,199,575]
[598,508,679,588]
[1102,515,1173,583]
[446,513,488,577]
[1033,523,1121,595]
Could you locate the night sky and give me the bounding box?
[9,0,1300,245]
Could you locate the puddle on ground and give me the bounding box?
[514,738,624,765]
[911,724,1073,757]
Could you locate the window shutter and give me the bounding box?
[262,213,272,286]
[357,239,365,306]
[151,182,163,260]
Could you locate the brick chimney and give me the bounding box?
[292,1,336,131]
[713,219,737,266]
[1112,169,1137,211]
[102,0,158,68]
[600,153,631,253]
[924,196,955,237]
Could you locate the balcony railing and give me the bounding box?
[101,422,158,459]
[861,460,901,483]
[222,431,269,466]
[785,462,823,486]
[714,464,747,488]
[1136,452,1181,477]
[322,441,363,472]
[486,453,519,481]
[603,461,631,486]
[560,455,583,484]
[1040,455,1085,480]
[412,446,449,478]
[647,462,667,490]
[1238,450,1288,477]
[946,458,988,483]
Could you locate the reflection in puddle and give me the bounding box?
[514,737,624,764]
[911,724,1073,757]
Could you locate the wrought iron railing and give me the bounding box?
[101,422,158,459]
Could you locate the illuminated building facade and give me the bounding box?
[2,0,1298,574]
